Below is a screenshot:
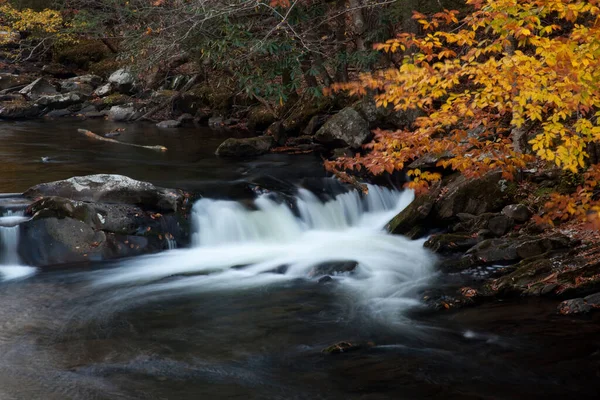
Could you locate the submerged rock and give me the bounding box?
[314,107,370,149]
[156,119,181,128]
[322,341,362,354]
[215,136,274,157]
[23,174,184,212]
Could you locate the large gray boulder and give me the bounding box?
[17,195,189,266]
[19,78,58,100]
[215,136,274,157]
[23,174,184,212]
[36,92,86,109]
[108,68,135,93]
[314,107,370,149]
[107,104,136,121]
[18,217,107,266]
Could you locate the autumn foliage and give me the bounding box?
[327,0,600,226]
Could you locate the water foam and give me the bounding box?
[94,184,434,319]
[0,211,37,282]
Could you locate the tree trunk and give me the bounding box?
[347,0,366,51]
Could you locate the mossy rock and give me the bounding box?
[282,96,335,134]
[53,40,111,69]
[247,105,277,131]
[89,58,121,79]
[182,81,235,112]
[101,93,132,106]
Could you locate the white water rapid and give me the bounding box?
[95,184,435,319]
[0,210,37,281]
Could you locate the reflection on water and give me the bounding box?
[0,119,324,193]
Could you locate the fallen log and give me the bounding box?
[77,129,167,152]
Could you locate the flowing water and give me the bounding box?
[1,120,599,399]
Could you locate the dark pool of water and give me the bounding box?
[1,121,600,399]
[0,119,325,194]
[1,268,599,400]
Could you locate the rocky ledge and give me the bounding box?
[14,174,192,267]
[385,169,600,316]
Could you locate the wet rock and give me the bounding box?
[515,235,571,259]
[107,104,136,121]
[36,92,86,109]
[322,342,362,354]
[492,258,554,294]
[318,276,334,284]
[0,100,39,119]
[433,172,510,221]
[108,68,135,93]
[488,215,513,237]
[584,292,600,306]
[156,119,181,128]
[18,217,108,266]
[457,234,571,270]
[424,234,478,255]
[215,136,274,157]
[24,174,184,213]
[314,107,370,149]
[19,78,58,100]
[558,298,591,315]
[386,188,435,239]
[310,261,358,277]
[502,204,532,223]
[44,109,72,119]
[467,238,519,263]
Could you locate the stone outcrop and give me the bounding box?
[314,107,370,149]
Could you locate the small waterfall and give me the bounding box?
[0,210,36,281]
[95,184,434,320]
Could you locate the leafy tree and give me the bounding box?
[327,0,600,225]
